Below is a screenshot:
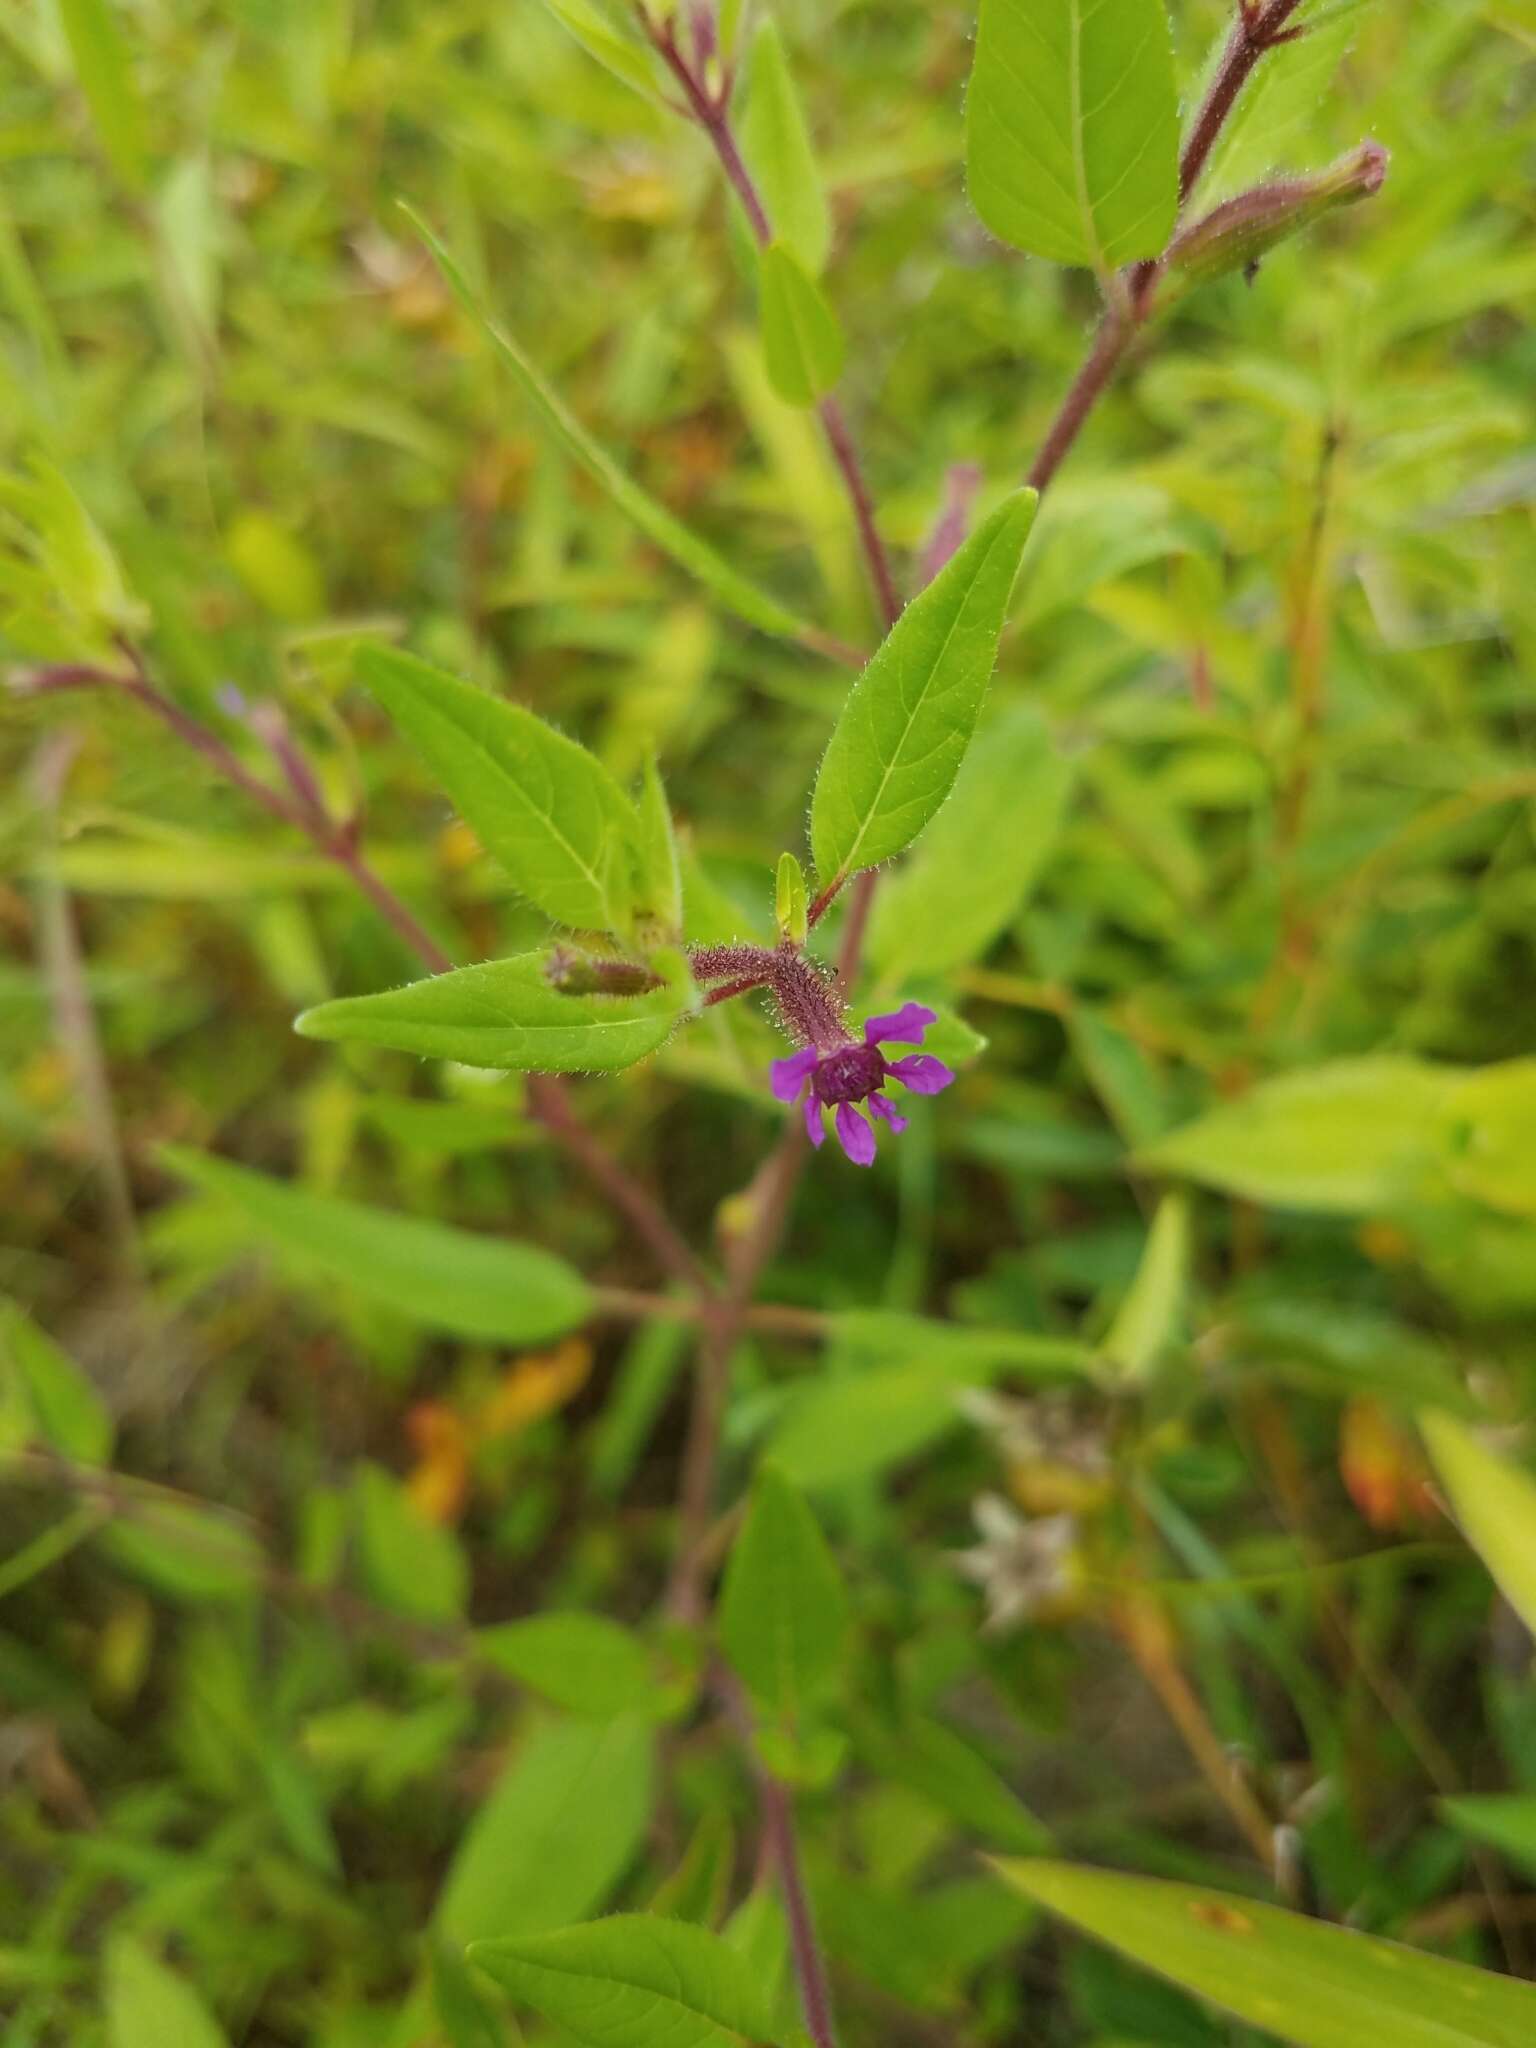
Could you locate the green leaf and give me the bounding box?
[1135,1058,1457,1213]
[1440,1796,1536,1884]
[437,1715,654,1943]
[478,1614,653,1718]
[471,1914,788,2048]
[759,242,845,407]
[810,490,1038,889]
[59,0,150,193]
[1201,0,1366,206]
[766,1315,1093,1489]
[1101,1192,1189,1383]
[539,0,659,97]
[0,1298,113,1463]
[405,208,821,649]
[358,646,640,934]
[634,753,683,938]
[740,18,832,273]
[160,1146,592,1344]
[105,1934,230,2048]
[764,1365,969,1491]
[354,1463,469,1622]
[775,851,808,946]
[1420,1411,1536,1640]
[295,950,692,1073]
[98,1503,264,1604]
[867,703,1073,980]
[719,1466,849,1723]
[1442,1060,1536,1219]
[993,1859,1536,2048]
[965,0,1179,272]
[853,1711,1050,1854]
[433,1944,506,2048]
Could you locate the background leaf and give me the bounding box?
[105,1934,230,2048]
[1136,1059,1457,1213]
[719,1466,849,1723]
[741,17,831,272]
[359,646,641,934]
[162,1147,593,1343]
[966,0,1179,270]
[354,1463,469,1622]
[0,1298,113,1463]
[759,242,845,407]
[634,753,683,937]
[478,1613,654,1718]
[59,0,149,192]
[1101,1192,1189,1383]
[867,702,1073,980]
[996,1859,1536,2048]
[1420,1412,1536,1639]
[436,1715,654,1943]
[407,208,823,648]
[471,1914,788,2048]
[810,490,1037,887]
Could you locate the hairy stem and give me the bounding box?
[1028,0,1312,492]
[719,1672,840,2048]
[759,1769,840,2048]
[643,8,901,634]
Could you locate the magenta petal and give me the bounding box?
[867,1093,908,1133]
[833,1102,877,1166]
[804,1096,827,1148]
[770,1045,819,1103]
[886,1053,955,1096]
[863,1001,937,1048]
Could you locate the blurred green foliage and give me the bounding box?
[3,1,1536,2043]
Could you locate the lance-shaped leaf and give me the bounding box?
[106,1934,230,2048]
[810,490,1037,889]
[633,752,683,939]
[741,17,831,273]
[359,647,640,934]
[1135,1058,1457,1213]
[539,0,659,98]
[719,1466,849,1724]
[994,1859,1536,2048]
[759,242,845,407]
[867,702,1072,979]
[1101,1191,1189,1383]
[966,0,1179,273]
[60,0,150,194]
[471,1915,788,2048]
[1421,1411,1536,1640]
[162,1147,593,1343]
[439,1717,654,1943]
[405,208,822,649]
[295,951,692,1073]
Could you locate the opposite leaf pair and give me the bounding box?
[300,488,1039,1163]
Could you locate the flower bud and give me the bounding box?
[1168,141,1389,287]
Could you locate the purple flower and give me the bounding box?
[770,1002,955,1166]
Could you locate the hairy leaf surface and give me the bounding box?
[296,952,691,1072]
[360,646,640,933]
[810,490,1037,887]
[966,0,1179,271]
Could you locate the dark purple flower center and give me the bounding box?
[810,1042,886,1106]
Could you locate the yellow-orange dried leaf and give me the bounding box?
[405,1401,471,1525]
[1340,1397,1435,1532]
[481,1338,592,1439]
